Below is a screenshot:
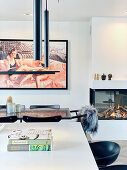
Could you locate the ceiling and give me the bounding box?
[0,0,127,21]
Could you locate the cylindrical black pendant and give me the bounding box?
[44,9,49,67]
[33,0,42,60]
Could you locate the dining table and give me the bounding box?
[0,122,98,170]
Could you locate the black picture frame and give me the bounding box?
[0,39,68,90]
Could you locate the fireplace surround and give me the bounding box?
[90,88,127,120]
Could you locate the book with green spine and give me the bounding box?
[7,144,51,151]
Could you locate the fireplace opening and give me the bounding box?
[90,89,127,120]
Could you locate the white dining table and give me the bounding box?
[0,122,98,170]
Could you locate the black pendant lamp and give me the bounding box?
[33,0,50,68]
[33,0,42,61]
[44,0,49,67]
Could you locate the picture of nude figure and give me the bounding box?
[0,40,68,89]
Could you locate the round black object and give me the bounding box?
[101,74,106,80]
[99,165,127,170]
[89,141,120,167]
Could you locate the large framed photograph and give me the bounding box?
[0,39,68,89]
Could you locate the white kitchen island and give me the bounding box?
[0,122,98,170]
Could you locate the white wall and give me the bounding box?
[0,21,90,109]
[91,17,127,140]
[92,17,127,80]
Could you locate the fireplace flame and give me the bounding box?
[101,105,127,119]
[110,112,116,117]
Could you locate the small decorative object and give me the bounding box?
[15,104,21,113]
[101,73,106,80]
[7,103,15,116]
[94,74,97,80]
[97,74,99,80]
[6,96,13,104]
[108,74,112,80]
[79,105,98,135]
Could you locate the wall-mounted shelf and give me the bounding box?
[92,80,127,89]
[0,71,60,75]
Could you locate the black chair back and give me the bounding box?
[23,115,62,122]
[30,105,60,109]
[0,105,25,110]
[0,105,6,109]
[0,116,17,123]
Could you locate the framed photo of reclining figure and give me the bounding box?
[0,39,68,90]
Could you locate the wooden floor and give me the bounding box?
[111,141,127,165]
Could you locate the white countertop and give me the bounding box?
[0,122,98,170]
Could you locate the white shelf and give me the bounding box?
[92,80,127,89]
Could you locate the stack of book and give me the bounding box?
[7,129,53,151]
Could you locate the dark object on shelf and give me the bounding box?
[99,165,127,170]
[0,71,59,75]
[101,74,106,80]
[0,116,17,123]
[108,74,112,80]
[89,141,120,168]
[30,105,60,109]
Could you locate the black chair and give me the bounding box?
[89,141,120,168]
[0,116,17,123]
[23,115,62,122]
[0,105,6,109]
[0,105,25,110]
[99,165,127,170]
[70,110,79,116]
[70,110,80,122]
[30,105,60,109]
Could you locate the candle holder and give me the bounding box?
[6,103,16,116]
